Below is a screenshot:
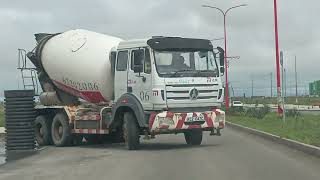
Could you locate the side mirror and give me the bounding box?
[217,46,225,75]
[133,49,144,73]
[217,46,225,67]
[220,67,225,74]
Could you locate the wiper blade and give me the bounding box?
[199,70,214,72]
[170,69,195,77]
[196,70,218,77]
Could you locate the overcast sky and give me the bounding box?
[0,0,319,98]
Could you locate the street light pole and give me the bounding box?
[222,14,229,110]
[202,4,247,112]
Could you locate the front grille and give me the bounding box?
[166,84,218,101]
[167,90,216,94]
[167,84,218,87]
[166,96,217,100]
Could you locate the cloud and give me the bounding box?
[0,0,318,97]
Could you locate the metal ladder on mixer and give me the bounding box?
[17,49,39,95]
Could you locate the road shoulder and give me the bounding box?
[226,121,320,158]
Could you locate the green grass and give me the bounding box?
[236,97,320,106]
[227,113,320,147]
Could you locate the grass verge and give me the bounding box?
[227,113,320,147]
[0,104,3,127]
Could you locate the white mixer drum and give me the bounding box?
[40,29,122,103]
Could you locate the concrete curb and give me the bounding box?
[226,121,320,158]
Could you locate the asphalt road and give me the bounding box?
[0,128,319,180]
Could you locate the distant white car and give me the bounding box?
[232,101,244,107]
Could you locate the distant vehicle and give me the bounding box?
[232,101,244,107]
[19,29,226,150]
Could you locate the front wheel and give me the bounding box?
[184,129,203,145]
[123,112,140,150]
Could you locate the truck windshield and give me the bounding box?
[154,50,219,77]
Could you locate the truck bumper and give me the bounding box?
[148,109,225,134]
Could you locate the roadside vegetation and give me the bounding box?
[227,107,320,147]
[235,96,320,106]
[0,103,3,127]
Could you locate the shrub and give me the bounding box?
[286,109,301,118]
[244,104,270,119]
[226,106,245,116]
[255,100,259,107]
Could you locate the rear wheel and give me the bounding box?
[35,115,52,146]
[51,113,72,147]
[184,129,203,145]
[110,127,125,143]
[123,112,140,150]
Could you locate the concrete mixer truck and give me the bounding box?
[22,29,225,150]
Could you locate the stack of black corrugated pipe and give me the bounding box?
[4,90,36,161]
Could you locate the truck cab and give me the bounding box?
[111,37,225,146]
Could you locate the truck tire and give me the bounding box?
[51,113,72,147]
[110,127,125,143]
[35,115,52,146]
[184,129,203,145]
[123,112,140,150]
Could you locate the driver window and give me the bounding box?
[130,48,151,74]
[131,49,144,71]
[195,52,208,70]
[171,52,191,69]
[179,53,191,67]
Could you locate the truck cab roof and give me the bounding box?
[117,37,213,51]
[117,38,149,49]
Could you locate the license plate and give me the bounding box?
[185,114,205,122]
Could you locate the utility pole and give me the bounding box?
[251,78,254,98]
[295,55,298,103]
[284,68,287,99]
[280,51,285,124]
[270,72,273,97]
[231,85,235,98]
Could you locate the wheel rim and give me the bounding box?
[40,127,44,136]
[54,121,63,141]
[35,123,44,142]
[59,126,63,136]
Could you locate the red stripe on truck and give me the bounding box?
[149,113,157,129]
[203,113,213,127]
[176,113,187,129]
[53,80,106,103]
